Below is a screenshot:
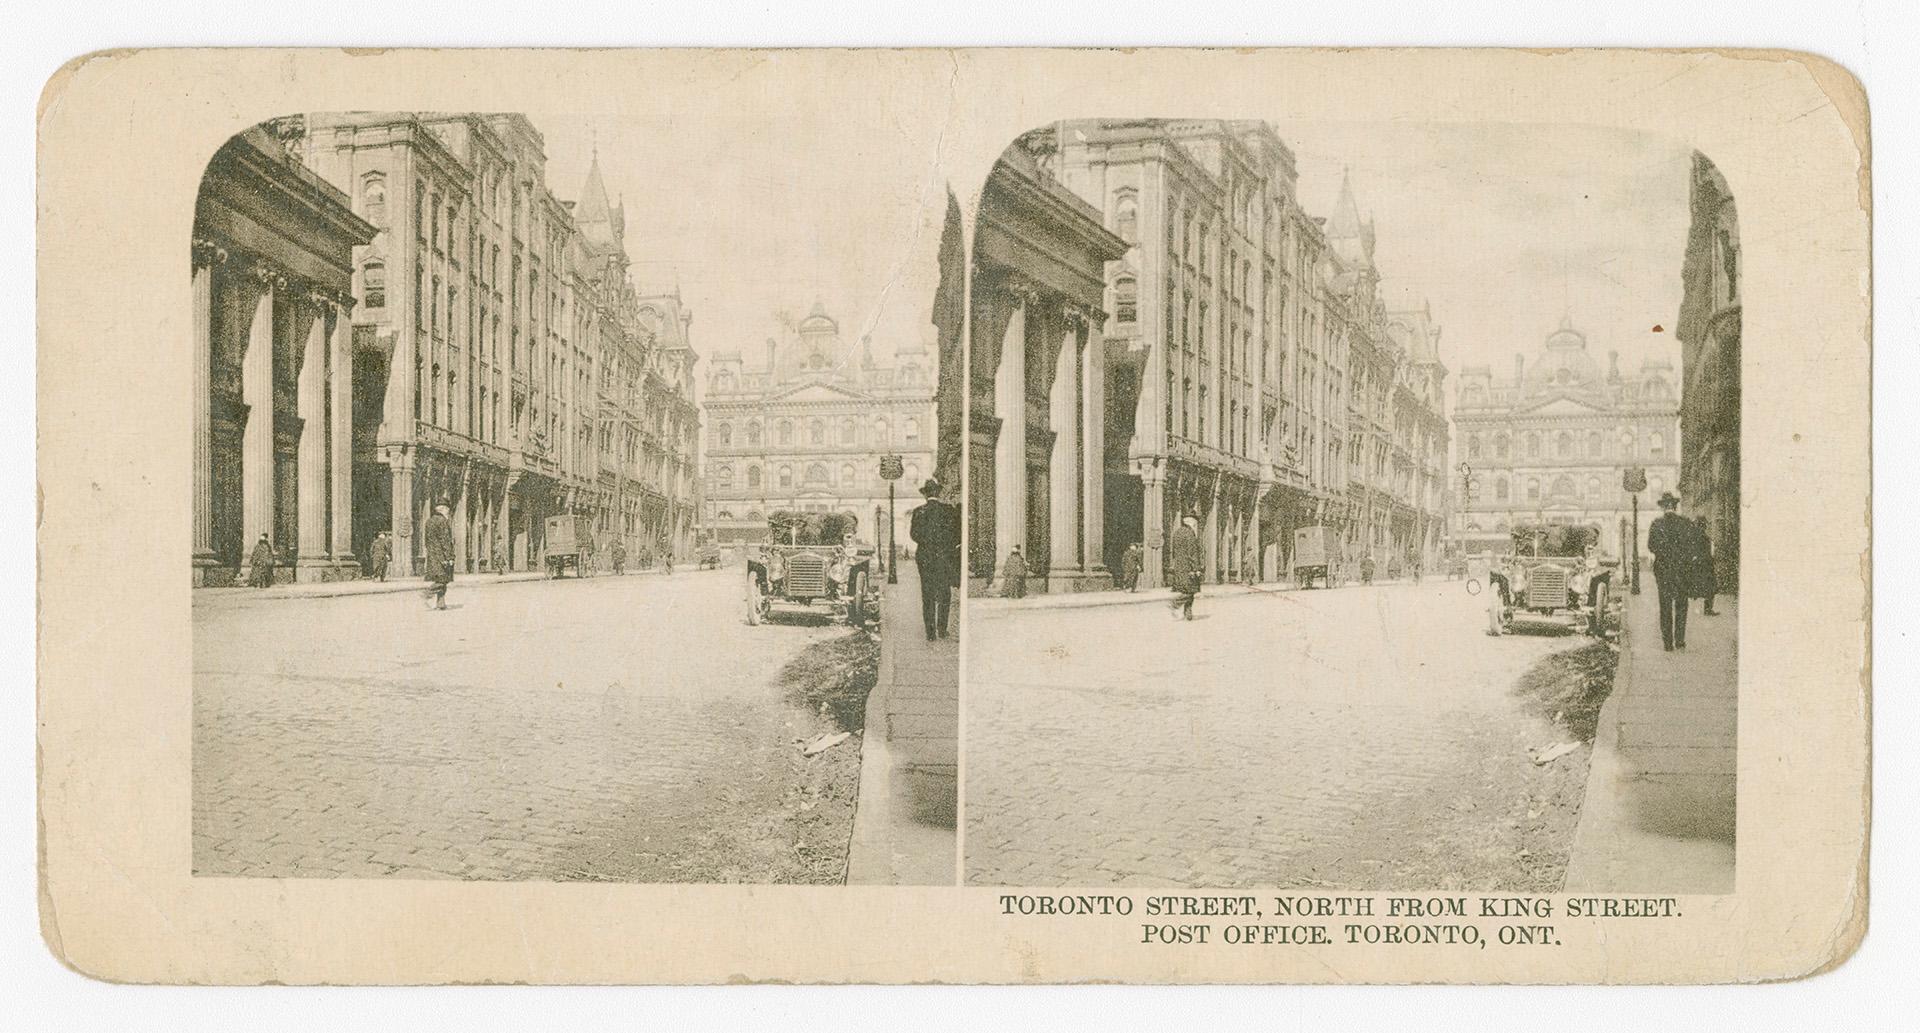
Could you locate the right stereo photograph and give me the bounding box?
[963,119,1738,894]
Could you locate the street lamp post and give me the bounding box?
[879,453,904,585]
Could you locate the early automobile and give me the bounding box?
[1486,523,1614,637]
[542,513,594,578]
[744,511,879,628]
[1291,525,1342,589]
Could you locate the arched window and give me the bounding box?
[841,418,857,445]
[1650,474,1665,494]
[778,465,793,488]
[746,465,761,489]
[809,419,825,445]
[906,461,920,483]
[716,465,733,489]
[840,463,855,486]
[746,509,762,521]
[904,418,920,444]
[1552,475,1575,498]
[1115,191,1138,243]
[1589,430,1604,458]
[1114,274,1138,324]
[873,417,888,444]
[715,423,732,447]
[747,421,762,447]
[804,463,828,485]
[1495,433,1510,459]
[714,370,735,393]
[1496,477,1510,502]
[1527,478,1541,502]
[777,421,793,446]
[1620,429,1635,457]
[1557,432,1573,458]
[361,262,386,309]
[1467,434,1483,460]
[1588,476,1603,499]
[718,509,734,520]
[1649,431,1667,458]
[1526,433,1541,459]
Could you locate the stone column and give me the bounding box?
[1081,311,1107,575]
[1047,306,1081,580]
[296,295,329,576]
[329,300,354,565]
[240,265,278,578]
[387,446,415,578]
[992,286,1029,568]
[191,241,220,581]
[1138,459,1165,589]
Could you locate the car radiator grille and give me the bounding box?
[1526,567,1568,608]
[786,554,827,596]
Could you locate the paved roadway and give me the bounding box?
[964,581,1591,888]
[193,567,847,881]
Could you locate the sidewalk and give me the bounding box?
[1565,588,1736,893]
[970,574,1449,615]
[847,563,957,885]
[194,566,668,604]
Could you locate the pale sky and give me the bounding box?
[532,109,949,399]
[1283,121,1693,389]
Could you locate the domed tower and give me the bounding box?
[1522,315,1606,398]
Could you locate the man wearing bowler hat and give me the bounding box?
[1167,511,1206,621]
[908,477,960,641]
[1646,491,1706,650]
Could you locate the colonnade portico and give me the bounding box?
[977,279,1114,594]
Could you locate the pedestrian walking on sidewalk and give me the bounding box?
[1120,542,1143,592]
[247,533,276,588]
[491,537,505,574]
[1360,554,1376,586]
[1647,491,1706,650]
[1695,532,1720,616]
[1168,513,1205,620]
[1001,545,1028,600]
[370,531,391,582]
[909,477,960,640]
[612,539,627,576]
[423,503,455,610]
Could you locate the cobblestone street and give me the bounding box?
[965,581,1601,889]
[194,569,858,882]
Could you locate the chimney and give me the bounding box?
[1514,354,1525,384]
[1608,350,1621,380]
[765,337,777,373]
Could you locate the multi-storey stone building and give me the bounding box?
[701,302,936,552]
[191,123,376,586]
[1676,152,1740,593]
[1049,119,1450,589]
[967,133,1128,593]
[294,112,698,577]
[1450,317,1681,559]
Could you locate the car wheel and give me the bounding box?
[847,571,867,628]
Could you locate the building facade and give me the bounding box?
[294,112,698,578]
[702,302,937,553]
[1676,152,1740,593]
[1050,119,1449,589]
[192,123,376,586]
[968,132,1129,593]
[1450,317,1681,559]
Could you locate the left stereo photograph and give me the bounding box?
[187,111,962,885]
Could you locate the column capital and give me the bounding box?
[190,237,229,270]
[247,259,289,292]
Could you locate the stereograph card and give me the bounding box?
[35,47,1869,984]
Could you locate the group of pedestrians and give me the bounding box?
[1646,490,1721,651]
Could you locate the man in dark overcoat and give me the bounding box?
[1167,512,1205,621]
[1120,542,1143,592]
[370,531,391,581]
[908,477,960,640]
[1646,491,1705,650]
[248,533,276,588]
[423,503,455,610]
